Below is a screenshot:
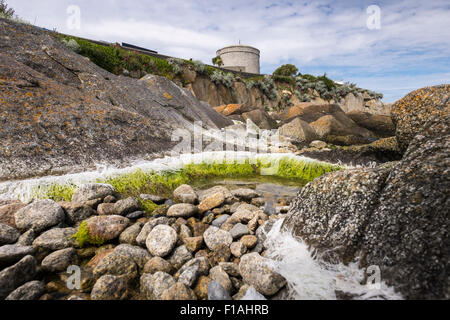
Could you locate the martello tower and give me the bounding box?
[216,45,260,74]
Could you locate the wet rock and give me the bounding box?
[179,265,200,287]
[93,252,139,280]
[72,184,115,203]
[146,225,178,257]
[179,224,193,239]
[140,194,166,204]
[208,280,232,300]
[103,195,117,203]
[178,257,210,277]
[167,203,198,218]
[198,186,234,204]
[113,244,151,271]
[194,275,211,300]
[91,275,128,300]
[167,245,193,269]
[143,257,173,274]
[219,262,241,277]
[41,248,76,272]
[240,235,258,249]
[391,84,449,152]
[183,236,204,253]
[119,222,143,245]
[208,244,232,266]
[203,226,233,252]
[230,242,247,258]
[231,189,260,201]
[241,286,267,300]
[114,197,141,216]
[212,214,230,228]
[160,282,197,300]
[140,271,175,299]
[97,203,116,216]
[0,223,20,245]
[126,211,144,220]
[85,215,130,242]
[32,227,77,251]
[5,280,45,300]
[229,223,250,240]
[209,266,232,293]
[0,255,37,299]
[263,201,277,216]
[239,253,286,296]
[59,202,94,225]
[135,217,170,247]
[14,200,65,233]
[0,201,25,228]
[0,244,35,267]
[173,184,198,204]
[17,229,35,246]
[198,192,225,213]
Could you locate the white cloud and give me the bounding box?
[7,0,450,101]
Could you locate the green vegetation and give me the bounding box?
[273,64,299,77]
[35,158,342,203]
[212,56,223,67]
[72,221,105,248]
[139,199,161,215]
[58,36,175,78]
[0,0,14,19]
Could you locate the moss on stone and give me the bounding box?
[72,221,105,248]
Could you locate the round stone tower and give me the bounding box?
[216,45,260,74]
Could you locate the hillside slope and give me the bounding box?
[0,18,232,181]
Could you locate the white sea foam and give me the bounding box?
[263,219,403,300]
[0,151,337,202]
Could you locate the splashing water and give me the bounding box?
[0,151,339,202]
[263,219,403,300]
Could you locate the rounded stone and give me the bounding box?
[91,275,128,300]
[41,248,76,272]
[0,223,20,245]
[203,226,233,252]
[173,184,198,204]
[14,200,65,233]
[145,225,178,257]
[167,203,198,218]
[72,184,115,203]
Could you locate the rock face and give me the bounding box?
[14,200,65,233]
[284,85,450,299]
[391,84,449,152]
[0,18,232,181]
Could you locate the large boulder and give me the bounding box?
[347,111,395,138]
[241,109,277,130]
[278,117,318,145]
[284,87,449,299]
[391,84,449,152]
[14,200,65,233]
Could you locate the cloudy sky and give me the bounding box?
[8,0,450,102]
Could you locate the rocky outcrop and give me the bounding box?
[391,84,449,152]
[0,18,232,181]
[283,85,450,299]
